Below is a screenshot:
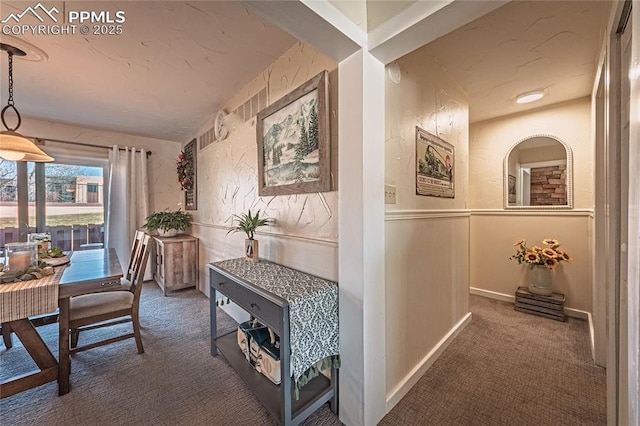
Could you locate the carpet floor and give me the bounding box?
[1,287,605,425]
[380,295,606,426]
[0,282,339,426]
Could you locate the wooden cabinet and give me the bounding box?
[153,235,198,296]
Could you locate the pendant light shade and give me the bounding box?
[0,43,53,162]
[0,130,53,161]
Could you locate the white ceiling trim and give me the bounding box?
[368,0,452,50]
[368,0,508,65]
[243,0,362,61]
[300,0,368,48]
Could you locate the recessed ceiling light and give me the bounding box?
[516,90,545,104]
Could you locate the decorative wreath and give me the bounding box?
[176,151,194,191]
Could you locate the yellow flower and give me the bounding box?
[509,238,571,268]
[544,257,559,268]
[557,250,572,262]
[524,251,540,264]
[543,238,560,248]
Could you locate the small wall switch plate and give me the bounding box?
[385,184,397,204]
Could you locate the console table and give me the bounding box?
[208,259,339,425]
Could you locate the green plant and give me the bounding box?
[227,209,269,240]
[143,209,193,232]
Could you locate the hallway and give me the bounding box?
[381,295,606,425]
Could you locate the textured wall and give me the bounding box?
[468,98,594,312]
[18,117,183,214]
[384,45,470,399]
[187,42,339,293]
[469,97,593,209]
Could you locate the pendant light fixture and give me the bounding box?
[0,43,53,162]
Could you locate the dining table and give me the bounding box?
[0,248,123,398]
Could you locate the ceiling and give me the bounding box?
[422,0,610,123]
[0,1,297,142]
[0,1,611,142]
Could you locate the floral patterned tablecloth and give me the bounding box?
[212,258,339,387]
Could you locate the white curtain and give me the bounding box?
[105,146,150,279]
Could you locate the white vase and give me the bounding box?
[529,265,552,296]
[158,229,178,237]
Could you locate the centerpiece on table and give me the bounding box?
[226,209,270,263]
[143,209,193,237]
[28,233,51,258]
[509,238,572,295]
[1,241,55,283]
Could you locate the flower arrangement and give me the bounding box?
[509,238,572,269]
[176,151,194,191]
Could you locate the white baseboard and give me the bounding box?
[386,312,472,413]
[470,287,594,355]
[469,287,514,304]
[468,287,591,320]
[587,311,595,359]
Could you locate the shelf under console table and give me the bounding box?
[208,259,339,426]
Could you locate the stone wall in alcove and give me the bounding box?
[530,164,567,205]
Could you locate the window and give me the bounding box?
[0,160,20,253]
[0,160,106,252]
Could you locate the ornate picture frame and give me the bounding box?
[183,138,197,210]
[256,70,330,196]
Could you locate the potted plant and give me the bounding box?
[509,238,572,295]
[227,209,270,262]
[143,209,193,237]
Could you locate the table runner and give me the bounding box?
[0,266,62,323]
[213,258,339,390]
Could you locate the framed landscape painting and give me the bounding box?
[256,70,330,196]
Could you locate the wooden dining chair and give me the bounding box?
[1,232,148,350]
[120,230,147,290]
[69,232,152,354]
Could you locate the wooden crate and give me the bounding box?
[515,286,566,321]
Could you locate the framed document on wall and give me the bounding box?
[415,127,455,198]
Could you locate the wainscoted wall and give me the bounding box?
[385,211,470,408]
[384,46,470,408]
[470,210,593,313]
[185,42,339,294]
[469,98,594,312]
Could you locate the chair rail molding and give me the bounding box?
[470,209,594,217]
[191,222,338,247]
[385,209,471,221]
